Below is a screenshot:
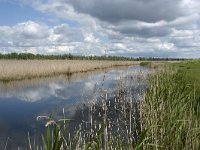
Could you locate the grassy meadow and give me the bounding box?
[174,60,200,91]
[0,60,139,81]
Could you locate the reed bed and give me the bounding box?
[0,66,128,91]
[0,60,139,81]
[140,67,200,149]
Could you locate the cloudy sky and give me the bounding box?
[0,0,200,58]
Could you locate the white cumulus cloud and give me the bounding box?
[1,0,200,58]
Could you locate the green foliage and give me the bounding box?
[174,60,200,92]
[41,125,64,150]
[0,52,135,61]
[0,52,187,61]
[134,129,148,150]
[140,68,200,149]
[140,62,152,67]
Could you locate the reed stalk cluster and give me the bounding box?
[28,72,146,150]
[0,60,138,81]
[140,68,200,149]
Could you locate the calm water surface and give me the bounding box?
[0,65,148,149]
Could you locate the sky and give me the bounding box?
[0,0,200,58]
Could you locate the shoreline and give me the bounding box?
[0,60,140,82]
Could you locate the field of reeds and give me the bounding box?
[140,67,200,149]
[0,60,139,81]
[25,61,200,150]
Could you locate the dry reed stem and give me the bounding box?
[0,60,139,81]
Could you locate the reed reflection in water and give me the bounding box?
[0,65,148,149]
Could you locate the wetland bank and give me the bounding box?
[0,59,139,81]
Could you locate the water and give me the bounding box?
[0,65,148,149]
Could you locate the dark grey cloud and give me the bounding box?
[109,50,181,58]
[29,0,200,39]
[115,24,171,38]
[61,0,200,39]
[66,0,186,23]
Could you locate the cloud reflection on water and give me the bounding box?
[0,65,149,149]
[0,66,148,102]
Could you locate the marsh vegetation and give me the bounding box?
[0,60,139,81]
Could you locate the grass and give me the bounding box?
[140,61,180,69]
[173,60,200,91]
[0,60,139,81]
[140,62,153,68]
[140,67,200,149]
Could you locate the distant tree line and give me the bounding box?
[0,52,188,61]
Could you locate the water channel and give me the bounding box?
[0,65,148,149]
